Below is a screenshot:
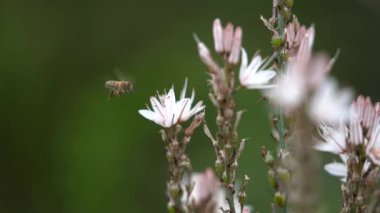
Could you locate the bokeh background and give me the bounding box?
[2,0,380,212]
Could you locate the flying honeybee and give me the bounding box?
[105,80,133,99]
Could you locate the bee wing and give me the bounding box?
[114,68,135,83]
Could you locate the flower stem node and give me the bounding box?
[215,159,224,173]
[274,192,286,207]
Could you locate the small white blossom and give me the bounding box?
[324,162,347,182]
[308,78,353,123]
[139,79,205,128]
[239,48,276,89]
[267,71,305,109]
[325,155,370,182]
[315,122,347,154]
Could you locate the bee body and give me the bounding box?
[105,80,133,99]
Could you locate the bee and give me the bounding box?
[105,80,133,99]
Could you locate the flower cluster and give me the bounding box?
[316,96,380,211]
[267,24,353,124]
[139,79,205,128]
[316,96,380,178]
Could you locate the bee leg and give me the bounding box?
[108,91,114,100]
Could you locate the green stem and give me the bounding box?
[278,108,286,151]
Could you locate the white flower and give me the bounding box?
[315,122,347,154]
[139,79,205,128]
[239,48,276,89]
[308,78,353,123]
[324,162,347,182]
[267,71,305,109]
[324,155,370,182]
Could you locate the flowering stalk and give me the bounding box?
[139,80,205,213]
[195,19,249,213]
[316,96,380,213]
[261,0,295,212]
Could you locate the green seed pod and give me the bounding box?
[268,170,278,189]
[166,151,174,162]
[277,168,290,183]
[274,192,286,207]
[222,172,228,184]
[167,201,176,213]
[215,159,224,173]
[285,0,294,8]
[282,7,292,20]
[169,184,181,198]
[271,36,284,48]
[238,191,247,204]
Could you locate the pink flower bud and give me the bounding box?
[213,18,224,54]
[223,23,234,53]
[228,27,243,65]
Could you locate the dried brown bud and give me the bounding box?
[224,108,234,120]
[185,112,205,137]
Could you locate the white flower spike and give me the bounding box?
[239,48,277,89]
[139,79,205,128]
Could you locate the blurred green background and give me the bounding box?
[1,0,380,212]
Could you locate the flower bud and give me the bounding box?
[213,18,224,54]
[223,23,234,53]
[274,192,286,207]
[228,27,243,65]
[215,159,224,173]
